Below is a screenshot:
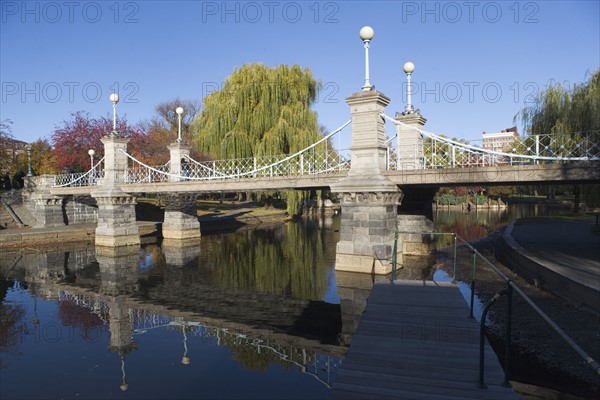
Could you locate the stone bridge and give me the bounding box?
[4,88,600,274]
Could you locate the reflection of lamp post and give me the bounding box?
[181,324,190,365]
[109,93,120,136]
[176,106,184,143]
[26,144,32,176]
[403,62,415,114]
[120,355,128,391]
[359,26,374,91]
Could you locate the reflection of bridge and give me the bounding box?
[9,83,600,274]
[0,244,348,390]
[0,245,346,360]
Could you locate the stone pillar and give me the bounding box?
[395,111,427,171]
[24,175,65,227]
[168,142,191,182]
[161,193,201,240]
[93,194,140,247]
[99,136,129,187]
[92,136,140,247]
[331,90,403,275]
[397,187,437,257]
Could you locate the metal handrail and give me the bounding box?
[398,230,600,387]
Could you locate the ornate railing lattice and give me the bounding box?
[53,157,106,187]
[120,119,352,183]
[383,114,600,169]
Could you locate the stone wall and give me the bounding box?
[64,195,98,224]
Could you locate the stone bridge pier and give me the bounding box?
[160,193,201,241]
[331,90,403,274]
[332,89,435,274]
[92,136,140,247]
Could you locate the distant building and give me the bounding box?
[482,127,519,153]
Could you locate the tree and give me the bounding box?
[515,69,600,210]
[154,98,201,141]
[51,112,140,172]
[191,63,324,215]
[516,69,600,135]
[129,99,203,165]
[0,119,14,175]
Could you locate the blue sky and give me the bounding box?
[1,0,598,149]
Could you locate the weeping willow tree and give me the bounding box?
[515,69,600,208]
[191,63,325,214]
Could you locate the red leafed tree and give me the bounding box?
[51,112,141,172]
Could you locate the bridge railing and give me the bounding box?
[119,119,353,183]
[125,162,171,183]
[383,114,600,170]
[53,157,106,187]
[180,150,351,181]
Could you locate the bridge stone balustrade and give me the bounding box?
[160,193,201,241]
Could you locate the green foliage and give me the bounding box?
[191,63,324,215]
[515,70,600,208]
[516,69,600,135]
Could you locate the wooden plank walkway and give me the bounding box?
[330,280,519,399]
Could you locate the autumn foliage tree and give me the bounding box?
[51,112,141,172]
[0,119,15,175]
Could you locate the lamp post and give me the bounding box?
[88,149,95,183]
[176,106,184,143]
[109,93,120,136]
[26,144,32,176]
[403,62,415,113]
[88,149,95,170]
[359,26,374,91]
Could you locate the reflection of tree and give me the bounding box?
[57,299,106,341]
[203,222,328,301]
[0,279,26,367]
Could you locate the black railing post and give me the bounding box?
[503,282,513,387]
[469,250,477,319]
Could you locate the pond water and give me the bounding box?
[0,203,573,399]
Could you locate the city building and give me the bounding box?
[482,127,519,153]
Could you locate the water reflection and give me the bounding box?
[0,205,572,398]
[0,220,345,399]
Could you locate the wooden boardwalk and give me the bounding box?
[330,280,519,399]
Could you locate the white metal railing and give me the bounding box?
[53,157,105,187]
[383,114,600,170]
[121,119,352,183]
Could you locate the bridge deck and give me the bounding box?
[330,280,518,399]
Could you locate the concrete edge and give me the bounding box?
[0,222,159,249]
[500,219,599,315]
